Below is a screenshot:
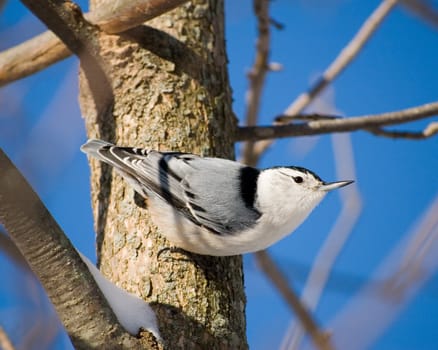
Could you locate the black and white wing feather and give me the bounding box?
[81,139,261,235]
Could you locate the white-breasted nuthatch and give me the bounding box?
[81,139,353,256]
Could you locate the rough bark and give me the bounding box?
[80,0,247,348]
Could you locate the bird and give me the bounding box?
[81,139,353,256]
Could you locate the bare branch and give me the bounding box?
[244,3,332,348]
[0,326,15,350]
[401,0,438,30]
[236,101,438,141]
[246,0,400,162]
[282,134,363,350]
[275,113,438,140]
[0,31,70,87]
[285,0,400,115]
[255,250,334,350]
[19,0,102,62]
[0,149,144,348]
[86,0,188,34]
[369,121,438,139]
[19,0,115,115]
[0,0,188,86]
[242,0,271,166]
[317,194,438,350]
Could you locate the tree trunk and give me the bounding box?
[79,1,248,348]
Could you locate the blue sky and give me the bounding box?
[1,1,438,349]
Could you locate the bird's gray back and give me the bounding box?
[173,156,261,235]
[81,140,261,235]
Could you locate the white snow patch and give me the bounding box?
[78,252,161,341]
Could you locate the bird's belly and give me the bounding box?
[147,198,308,256]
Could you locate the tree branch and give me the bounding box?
[401,0,438,30]
[246,0,399,162]
[319,194,438,350]
[0,326,15,350]
[244,5,336,349]
[255,250,333,350]
[242,0,271,166]
[0,149,144,349]
[19,0,115,123]
[282,134,362,350]
[19,0,103,64]
[369,121,438,139]
[236,101,438,141]
[0,0,188,87]
[0,229,31,271]
[284,0,400,115]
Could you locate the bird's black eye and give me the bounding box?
[293,176,303,184]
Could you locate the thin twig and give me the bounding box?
[0,326,15,350]
[255,250,334,350]
[247,0,400,163]
[285,0,400,115]
[244,2,333,348]
[242,0,271,167]
[282,133,362,350]
[401,0,438,30]
[275,113,340,123]
[236,101,438,141]
[0,0,188,86]
[368,122,438,139]
[275,113,438,140]
[315,194,438,350]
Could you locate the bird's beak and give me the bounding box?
[319,180,354,191]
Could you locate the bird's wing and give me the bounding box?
[173,157,262,235]
[81,139,261,235]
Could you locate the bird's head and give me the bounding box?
[257,166,353,219]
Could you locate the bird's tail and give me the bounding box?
[80,139,114,161]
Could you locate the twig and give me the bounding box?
[0,0,188,86]
[242,0,271,167]
[0,148,142,348]
[244,3,333,348]
[282,133,362,350]
[275,113,340,123]
[247,0,400,163]
[0,326,15,350]
[236,101,438,141]
[285,0,400,115]
[369,122,438,139]
[401,0,438,30]
[315,194,438,350]
[275,113,438,140]
[255,250,334,350]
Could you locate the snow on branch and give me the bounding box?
[78,252,161,340]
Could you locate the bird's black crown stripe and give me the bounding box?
[272,165,323,182]
[239,167,260,209]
